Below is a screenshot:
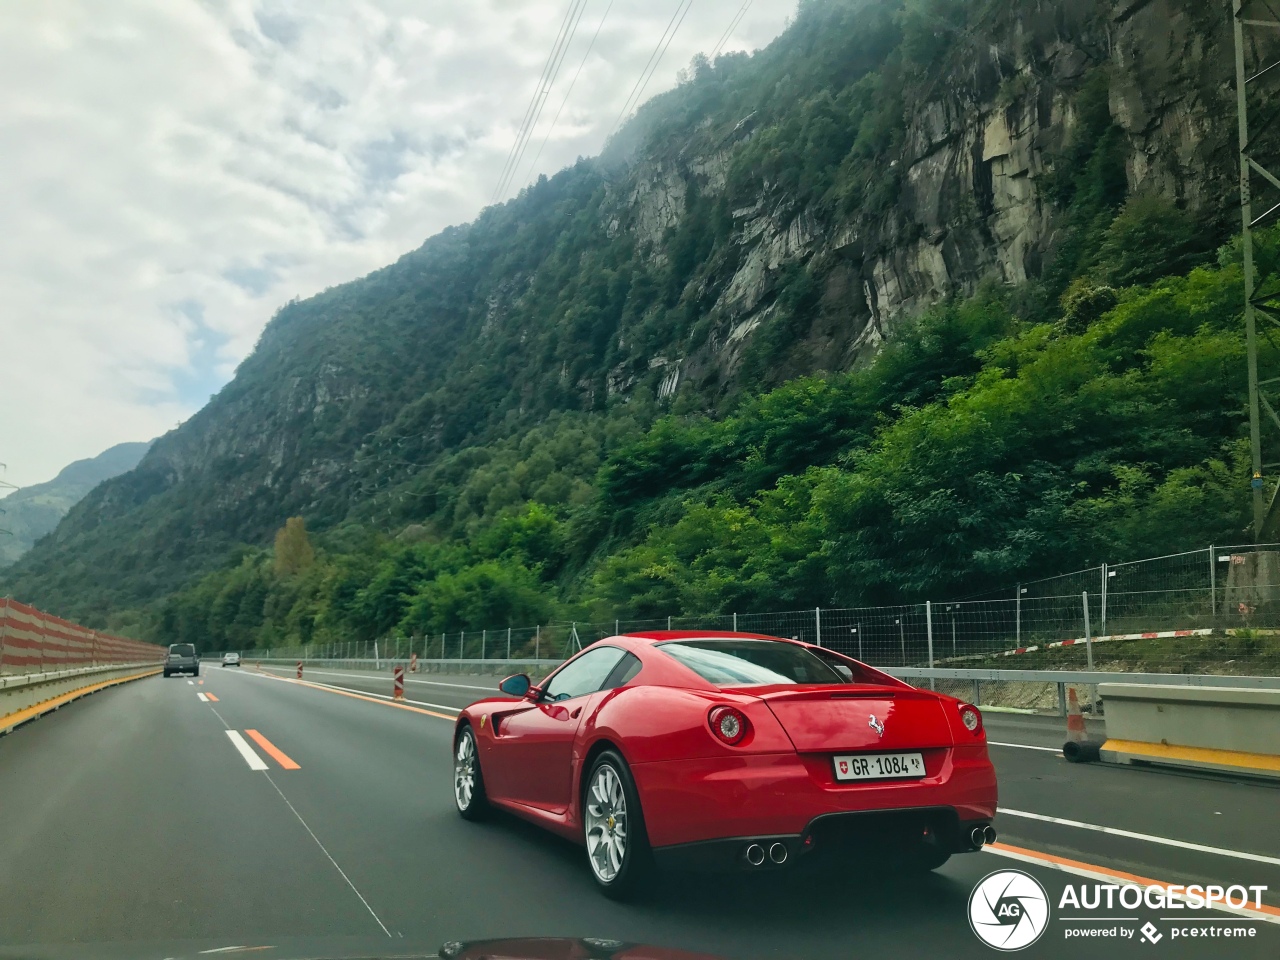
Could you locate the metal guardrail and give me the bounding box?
[0,661,161,692]
[1,661,163,735]
[248,657,564,672]
[887,667,1280,689]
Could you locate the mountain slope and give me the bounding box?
[0,442,151,569]
[2,0,1264,627]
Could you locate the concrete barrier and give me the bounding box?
[0,662,161,735]
[1097,682,1280,779]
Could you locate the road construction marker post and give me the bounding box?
[297,661,303,679]
[393,664,405,701]
[1066,687,1086,741]
[409,652,418,673]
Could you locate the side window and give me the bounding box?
[600,652,642,691]
[543,646,627,702]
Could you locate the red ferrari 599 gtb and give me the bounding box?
[453,632,998,898]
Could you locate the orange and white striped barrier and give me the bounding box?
[1065,687,1086,742]
[393,664,405,701]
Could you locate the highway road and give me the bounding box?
[0,662,1276,959]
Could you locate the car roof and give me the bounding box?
[617,630,797,643]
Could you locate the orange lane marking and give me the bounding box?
[244,729,300,770]
[256,671,456,722]
[206,693,219,702]
[988,841,1280,918]
[198,680,204,685]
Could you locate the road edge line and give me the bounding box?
[244,670,458,721]
[998,808,1280,867]
[984,840,1280,923]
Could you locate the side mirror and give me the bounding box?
[499,673,531,698]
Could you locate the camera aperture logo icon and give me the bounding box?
[969,869,1050,951]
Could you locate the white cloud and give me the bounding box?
[0,0,794,491]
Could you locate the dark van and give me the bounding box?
[163,643,199,678]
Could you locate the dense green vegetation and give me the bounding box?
[151,213,1267,651]
[2,0,1257,651]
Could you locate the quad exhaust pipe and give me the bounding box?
[744,841,789,866]
[969,825,997,849]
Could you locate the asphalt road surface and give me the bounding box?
[0,662,1276,960]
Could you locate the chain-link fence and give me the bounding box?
[224,543,1280,677]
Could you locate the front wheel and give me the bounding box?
[453,726,488,820]
[583,751,652,900]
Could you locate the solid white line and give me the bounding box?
[197,692,209,702]
[988,741,1062,753]
[264,667,496,693]
[984,845,1280,925]
[998,807,1280,867]
[263,771,392,937]
[237,669,461,714]
[224,730,268,771]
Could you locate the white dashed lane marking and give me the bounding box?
[225,730,268,771]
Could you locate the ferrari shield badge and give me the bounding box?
[480,714,487,729]
[868,714,884,738]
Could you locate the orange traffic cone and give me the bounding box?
[1066,687,1087,743]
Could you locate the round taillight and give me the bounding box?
[709,706,748,745]
[959,704,982,733]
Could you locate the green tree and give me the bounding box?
[274,517,315,577]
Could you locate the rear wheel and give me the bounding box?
[583,751,652,900]
[453,726,488,820]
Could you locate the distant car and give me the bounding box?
[453,632,997,898]
[222,652,241,667]
[163,643,199,678]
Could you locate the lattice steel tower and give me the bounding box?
[1234,0,1280,538]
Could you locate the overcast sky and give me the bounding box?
[0,0,793,493]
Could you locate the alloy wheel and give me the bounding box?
[584,763,628,883]
[454,730,477,811]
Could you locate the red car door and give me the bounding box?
[492,645,626,812]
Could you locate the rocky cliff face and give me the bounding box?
[607,0,1240,388]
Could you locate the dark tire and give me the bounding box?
[163,670,171,678]
[582,750,653,900]
[453,726,488,821]
[193,668,200,677]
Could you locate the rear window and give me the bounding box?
[168,644,195,657]
[657,639,845,686]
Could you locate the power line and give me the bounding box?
[494,0,591,202]
[520,0,617,188]
[503,0,591,198]
[710,0,752,61]
[491,0,583,203]
[606,0,695,144]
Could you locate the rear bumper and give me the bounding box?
[652,807,995,872]
[633,745,997,851]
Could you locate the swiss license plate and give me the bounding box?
[832,752,925,781]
